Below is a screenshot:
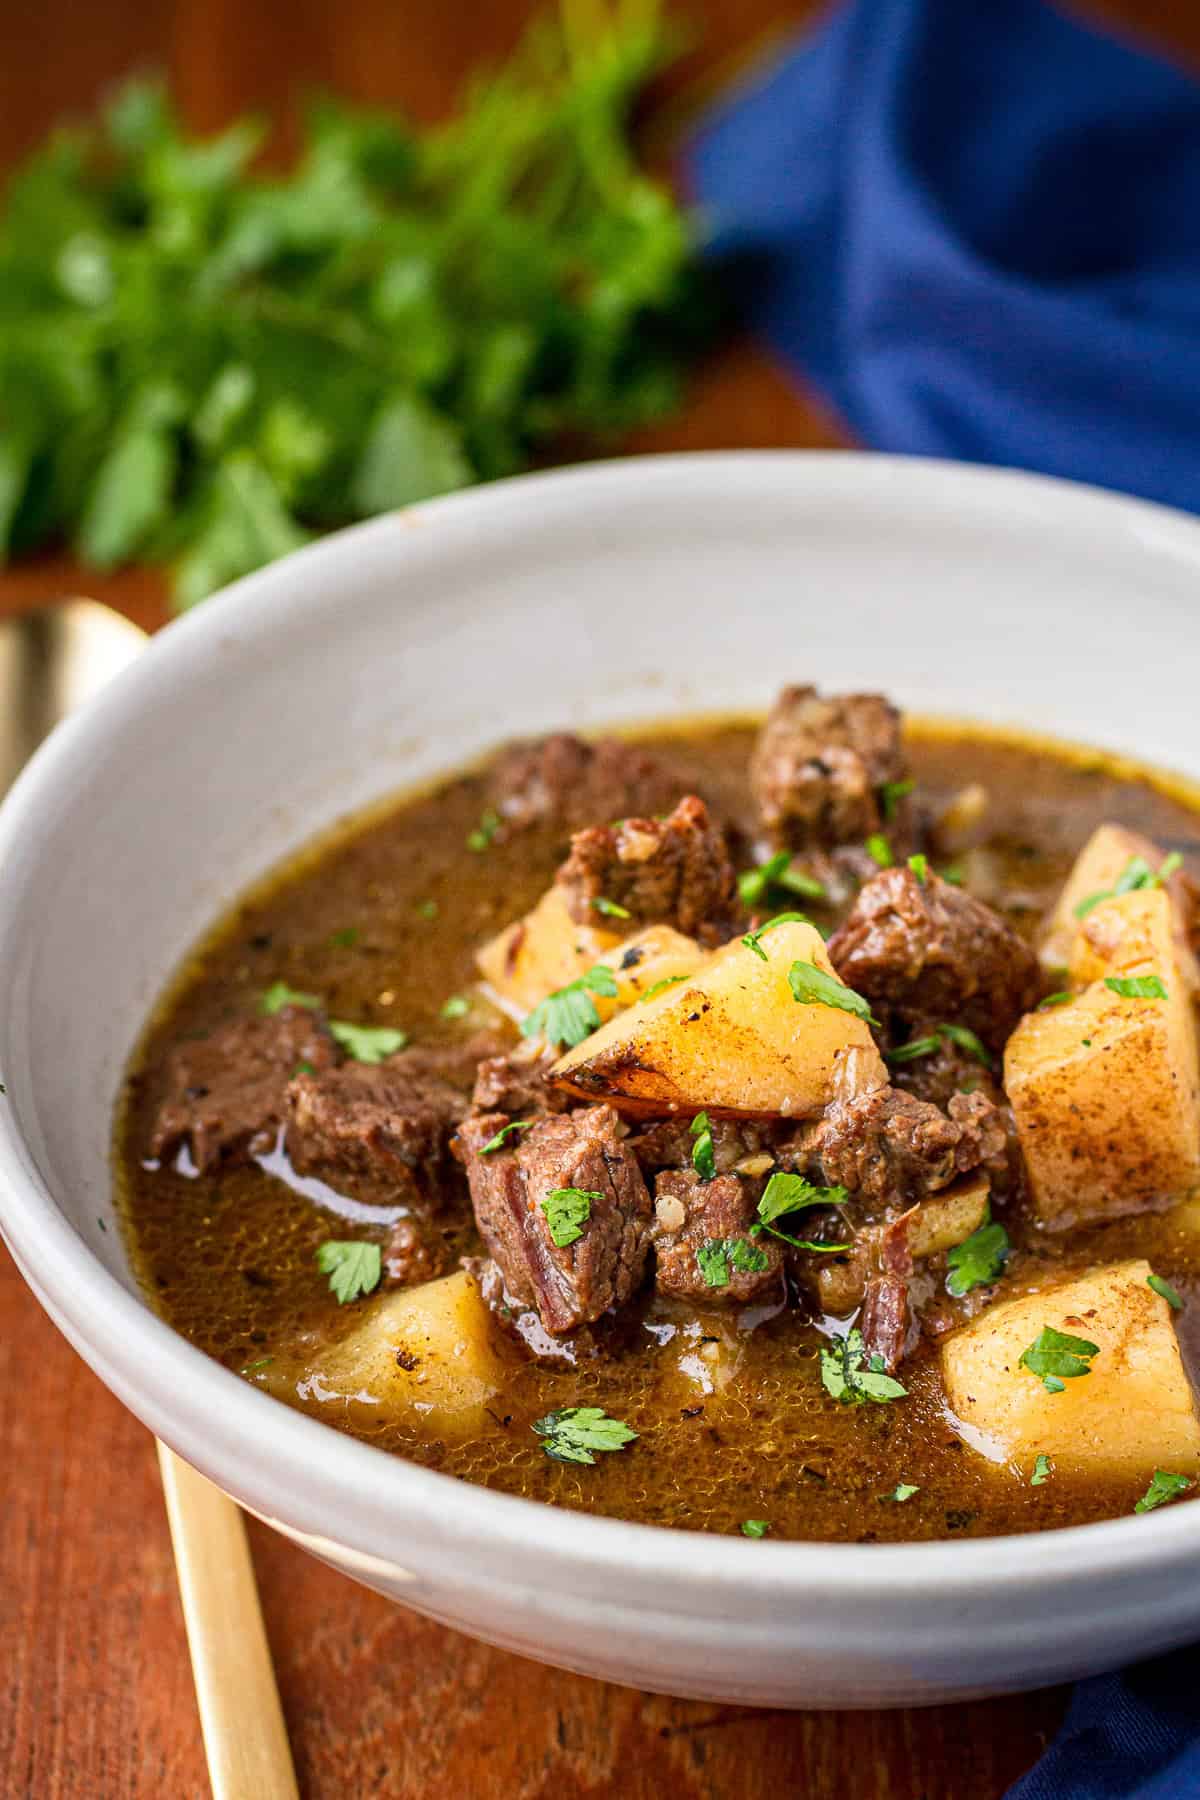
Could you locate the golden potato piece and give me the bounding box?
[1070,886,1197,993]
[907,1174,991,1260]
[942,1260,1200,1479]
[1040,823,1196,991]
[593,924,707,1010]
[550,919,886,1118]
[283,1271,509,1440]
[477,886,622,1017]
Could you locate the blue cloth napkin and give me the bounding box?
[1007,1649,1200,1799]
[687,0,1200,513]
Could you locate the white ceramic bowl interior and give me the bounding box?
[4,452,1200,1708]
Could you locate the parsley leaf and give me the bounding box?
[754,1171,849,1253]
[886,1033,943,1064]
[880,778,915,821]
[1075,852,1185,919]
[1148,1272,1184,1311]
[467,808,502,852]
[329,1020,407,1063]
[440,995,471,1019]
[1134,1470,1194,1514]
[865,833,893,868]
[738,851,826,907]
[261,980,320,1015]
[883,1483,919,1502]
[788,958,878,1025]
[696,1237,770,1287]
[742,911,811,962]
[1105,975,1168,1000]
[329,926,359,948]
[592,896,631,919]
[907,853,928,885]
[316,1239,382,1304]
[690,1111,716,1181]
[886,1021,992,1069]
[945,1213,1010,1296]
[820,1329,908,1405]
[1018,1325,1100,1392]
[541,1186,598,1248]
[1031,1454,1052,1486]
[740,1519,770,1538]
[532,1406,637,1465]
[480,1118,533,1154]
[521,964,619,1047]
[936,1022,994,1067]
[1038,991,1072,1010]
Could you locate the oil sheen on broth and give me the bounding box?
[115,723,1200,1543]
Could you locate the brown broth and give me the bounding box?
[114,722,1200,1541]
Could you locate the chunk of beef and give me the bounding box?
[457,1106,652,1335]
[384,1217,454,1287]
[466,1255,644,1367]
[792,1084,1007,1215]
[652,1170,785,1305]
[470,1044,570,1117]
[487,734,683,836]
[629,1116,783,1180]
[751,686,911,851]
[857,1206,920,1371]
[827,866,1040,1051]
[891,1034,1002,1111]
[556,795,739,946]
[149,1007,337,1173]
[287,1054,470,1208]
[403,1031,508,1094]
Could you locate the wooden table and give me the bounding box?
[1,2,1193,1793]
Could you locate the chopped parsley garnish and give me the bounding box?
[883,1483,919,1503]
[936,1022,994,1067]
[788,958,878,1025]
[440,995,471,1019]
[467,807,502,852]
[1038,991,1072,1010]
[241,1357,274,1375]
[1148,1272,1184,1311]
[738,850,826,906]
[907,853,928,885]
[592,896,632,919]
[521,963,619,1047]
[643,974,687,1001]
[753,1171,849,1252]
[696,1237,770,1287]
[940,864,964,885]
[890,1021,993,1069]
[741,911,811,962]
[480,1118,533,1154]
[329,1020,407,1063]
[316,1239,382,1304]
[532,1406,637,1465]
[329,926,359,948]
[865,832,893,868]
[880,778,915,821]
[1134,1469,1194,1514]
[820,1328,907,1405]
[1018,1325,1100,1393]
[690,1111,716,1181]
[1074,851,1184,919]
[541,1187,598,1248]
[740,1519,770,1538]
[1031,1454,1052,1486]
[293,1060,316,1078]
[1105,975,1168,1000]
[417,899,439,920]
[261,980,320,1015]
[945,1212,1010,1296]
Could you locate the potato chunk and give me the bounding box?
[1070,886,1197,992]
[593,923,707,1010]
[551,919,886,1118]
[942,1260,1200,1479]
[907,1174,990,1260]
[1006,902,1200,1230]
[285,1271,508,1439]
[1039,823,1197,991]
[477,886,622,1016]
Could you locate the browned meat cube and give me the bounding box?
[750,686,910,851]
[629,1116,783,1180]
[287,1055,470,1208]
[793,1085,1007,1214]
[383,1217,454,1288]
[486,733,684,836]
[149,1006,337,1173]
[470,1044,570,1117]
[457,1105,652,1335]
[651,1169,784,1305]
[555,795,739,946]
[827,866,1040,1052]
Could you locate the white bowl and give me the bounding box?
[3,451,1200,1708]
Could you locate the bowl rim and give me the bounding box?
[4,446,1200,1607]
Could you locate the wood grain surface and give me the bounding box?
[1,1,1194,1794]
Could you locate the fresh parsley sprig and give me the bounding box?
[316,1239,382,1304]
[540,1186,598,1248]
[521,963,619,1047]
[788,958,879,1026]
[820,1328,907,1406]
[945,1212,1010,1296]
[532,1406,637,1465]
[1018,1325,1099,1394]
